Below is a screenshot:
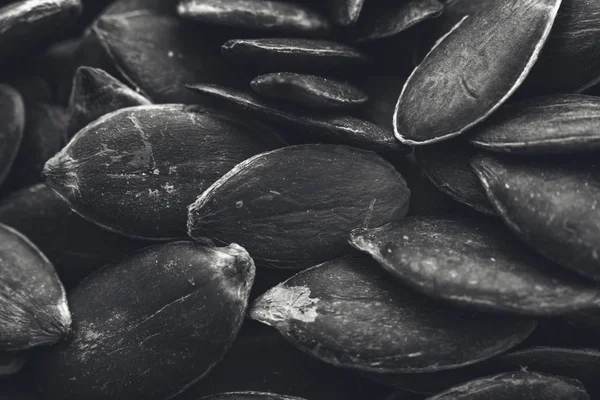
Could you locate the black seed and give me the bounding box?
[0,84,24,188]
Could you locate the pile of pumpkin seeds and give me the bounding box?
[0,0,599,399]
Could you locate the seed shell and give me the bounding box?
[331,0,364,26]
[188,144,410,269]
[0,223,71,351]
[199,392,306,400]
[187,84,405,151]
[177,0,330,36]
[472,154,600,282]
[67,66,151,137]
[351,216,600,315]
[251,73,368,109]
[33,242,255,400]
[0,84,24,187]
[44,104,284,240]
[426,371,589,400]
[250,254,536,373]
[394,0,563,145]
[469,94,600,154]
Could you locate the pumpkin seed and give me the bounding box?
[472,154,600,282]
[251,72,368,109]
[426,371,589,399]
[0,223,71,350]
[32,242,255,400]
[331,0,364,26]
[188,145,410,269]
[177,0,330,36]
[350,215,600,315]
[200,393,306,400]
[67,66,151,137]
[394,0,562,145]
[0,84,24,188]
[44,104,284,240]
[221,38,372,72]
[469,94,600,154]
[186,84,405,151]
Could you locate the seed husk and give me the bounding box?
[0,0,82,64]
[221,38,372,72]
[469,94,600,155]
[44,104,284,240]
[92,12,241,104]
[188,145,410,269]
[426,371,589,400]
[32,242,255,400]
[250,254,537,373]
[186,84,406,152]
[331,0,364,26]
[0,351,28,376]
[0,184,150,288]
[471,154,600,282]
[199,392,306,400]
[394,0,563,145]
[0,84,24,187]
[418,140,495,215]
[67,66,151,137]
[0,223,71,351]
[177,0,330,36]
[355,0,443,43]
[251,72,368,109]
[351,215,600,315]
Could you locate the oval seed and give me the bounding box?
[469,94,600,154]
[250,254,537,373]
[44,104,284,240]
[0,84,24,187]
[177,0,330,36]
[251,73,368,109]
[394,0,563,145]
[188,144,410,269]
[33,242,255,400]
[472,154,600,282]
[350,216,600,315]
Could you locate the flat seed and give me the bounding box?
[32,242,255,400]
[0,223,71,350]
[221,38,372,72]
[200,393,306,400]
[177,0,330,36]
[251,73,368,109]
[67,66,151,137]
[92,13,241,104]
[394,0,563,145]
[0,0,82,64]
[469,94,600,154]
[250,254,537,373]
[331,0,364,26]
[0,184,149,288]
[350,215,600,315]
[44,104,284,240]
[471,154,600,282]
[355,0,443,43]
[418,140,496,215]
[187,84,406,152]
[0,84,24,188]
[188,145,410,269]
[426,372,589,400]
[0,351,28,376]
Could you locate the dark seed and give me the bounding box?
[469,94,600,154]
[426,371,589,400]
[44,104,284,240]
[221,38,372,72]
[187,84,406,152]
[67,66,151,137]
[199,392,306,400]
[0,223,71,350]
[350,215,600,315]
[418,140,495,215]
[177,0,330,36]
[0,84,24,187]
[331,0,364,26]
[0,184,150,288]
[250,254,536,373]
[355,0,443,43]
[0,351,28,376]
[188,145,410,269]
[471,154,600,282]
[32,242,255,400]
[251,72,368,109]
[394,0,562,145]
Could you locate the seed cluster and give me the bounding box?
[0,0,599,399]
